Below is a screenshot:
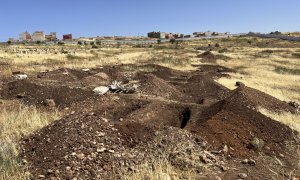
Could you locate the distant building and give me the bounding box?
[32,31,45,42]
[63,34,73,41]
[45,32,57,41]
[173,33,184,38]
[147,31,166,39]
[19,31,32,41]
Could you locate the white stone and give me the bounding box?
[93,86,109,95]
[14,74,28,80]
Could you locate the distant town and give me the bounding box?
[5,31,232,43]
[4,30,300,44]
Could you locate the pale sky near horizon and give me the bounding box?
[0,0,300,41]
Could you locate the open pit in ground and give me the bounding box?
[0,64,299,179]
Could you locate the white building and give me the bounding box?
[32,31,45,42]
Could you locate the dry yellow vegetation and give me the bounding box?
[0,37,299,179]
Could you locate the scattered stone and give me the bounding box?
[14,74,28,80]
[82,68,90,72]
[16,93,26,99]
[238,173,247,179]
[38,175,45,178]
[250,137,265,151]
[199,154,212,164]
[236,81,245,87]
[47,169,53,175]
[241,159,249,164]
[248,159,256,166]
[222,145,229,153]
[288,101,300,109]
[97,148,106,153]
[93,86,109,95]
[44,99,56,107]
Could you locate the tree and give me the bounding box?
[170,38,176,44]
[157,39,161,44]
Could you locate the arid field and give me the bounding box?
[0,37,299,179]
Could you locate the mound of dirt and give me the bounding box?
[5,64,298,179]
[0,80,94,108]
[136,73,191,102]
[225,86,297,113]
[20,113,225,179]
[197,51,217,63]
[186,86,298,158]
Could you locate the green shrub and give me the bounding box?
[274,66,300,75]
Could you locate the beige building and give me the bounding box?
[32,31,45,42]
[19,31,32,41]
[45,32,57,41]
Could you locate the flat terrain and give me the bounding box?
[0,37,299,179]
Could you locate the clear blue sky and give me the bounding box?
[0,0,299,41]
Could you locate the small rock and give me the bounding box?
[292,177,299,180]
[236,81,245,87]
[47,169,53,175]
[93,86,109,95]
[250,137,264,151]
[220,165,228,171]
[238,173,247,179]
[241,159,249,164]
[14,74,28,80]
[222,145,229,153]
[97,148,106,153]
[44,99,56,107]
[248,159,256,166]
[82,68,90,72]
[38,175,45,178]
[108,149,115,153]
[16,93,26,99]
[199,154,212,164]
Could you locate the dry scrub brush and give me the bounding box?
[0,102,59,180]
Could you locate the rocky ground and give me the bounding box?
[0,64,299,179]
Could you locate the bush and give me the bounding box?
[157,39,161,44]
[292,52,300,58]
[170,38,176,44]
[6,41,11,44]
[78,41,83,45]
[218,48,228,53]
[215,43,220,48]
[92,45,98,49]
[90,42,95,46]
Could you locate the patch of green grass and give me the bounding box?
[274,66,300,76]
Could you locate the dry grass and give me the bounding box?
[259,107,300,133]
[0,101,59,180]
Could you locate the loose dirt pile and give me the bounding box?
[0,64,299,179]
[197,51,217,63]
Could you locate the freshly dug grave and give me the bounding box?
[0,80,94,108]
[197,51,217,63]
[186,86,298,158]
[2,64,297,179]
[20,113,227,179]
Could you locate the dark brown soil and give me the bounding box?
[197,51,217,63]
[0,64,298,179]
